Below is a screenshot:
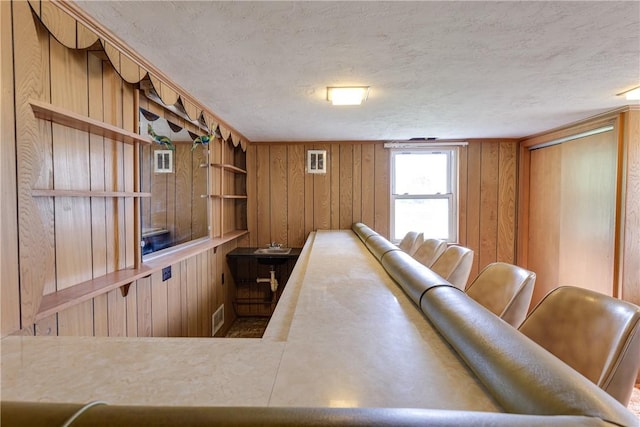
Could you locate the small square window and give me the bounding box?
[307,150,327,174]
[154,150,173,173]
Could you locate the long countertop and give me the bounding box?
[1,230,499,411]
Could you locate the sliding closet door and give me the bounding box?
[527,129,617,307]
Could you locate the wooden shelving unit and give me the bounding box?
[209,140,248,238]
[36,230,248,320]
[30,99,150,145]
[30,99,249,320]
[210,163,247,174]
[32,189,151,198]
[211,194,247,199]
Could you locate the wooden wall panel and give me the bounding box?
[125,282,138,337]
[360,144,375,227]
[256,144,271,245]
[330,144,340,229]
[373,143,390,237]
[14,0,56,327]
[246,140,518,293]
[457,146,469,249]
[339,145,353,229]
[4,2,260,338]
[527,145,561,306]
[1,0,21,335]
[122,84,135,268]
[352,145,362,225]
[174,144,192,244]
[192,147,208,239]
[558,133,616,295]
[621,111,640,306]
[246,144,258,247]
[313,143,332,231]
[167,261,183,337]
[287,145,306,247]
[526,130,618,308]
[270,145,288,244]
[136,276,152,337]
[465,143,482,279]
[151,270,168,336]
[497,142,517,263]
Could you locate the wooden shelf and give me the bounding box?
[32,189,151,198]
[36,230,248,320]
[210,163,247,174]
[30,99,150,145]
[211,194,247,199]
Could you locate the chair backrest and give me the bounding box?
[464,262,536,328]
[412,238,447,268]
[397,231,423,256]
[518,286,640,405]
[430,245,474,290]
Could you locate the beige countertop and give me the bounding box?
[1,231,499,412]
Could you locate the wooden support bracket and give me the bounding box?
[120,283,132,297]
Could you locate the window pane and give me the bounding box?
[394,198,450,241]
[394,153,449,194]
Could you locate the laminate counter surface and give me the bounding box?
[2,231,499,412]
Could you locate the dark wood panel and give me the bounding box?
[457,145,468,247]
[352,144,362,225]
[497,143,517,263]
[478,142,499,271]
[464,142,482,279]
[373,143,389,237]
[313,144,332,231]
[287,145,306,246]
[360,144,375,228]
[256,144,271,245]
[270,145,288,245]
[339,145,354,229]
[330,144,340,229]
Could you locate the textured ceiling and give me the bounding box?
[74,1,640,142]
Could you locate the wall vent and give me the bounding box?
[212,305,224,336]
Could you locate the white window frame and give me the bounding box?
[390,147,459,243]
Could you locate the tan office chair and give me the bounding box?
[397,231,423,256]
[518,286,640,405]
[412,238,447,268]
[464,262,536,328]
[430,245,474,290]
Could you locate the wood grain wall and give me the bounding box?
[525,130,617,307]
[3,2,236,337]
[246,140,519,283]
[519,110,640,309]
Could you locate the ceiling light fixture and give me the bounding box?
[617,85,640,100]
[326,86,370,106]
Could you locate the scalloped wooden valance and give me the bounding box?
[27,0,248,151]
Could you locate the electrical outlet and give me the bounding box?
[162,266,171,281]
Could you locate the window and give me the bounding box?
[390,148,458,243]
[139,106,210,256]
